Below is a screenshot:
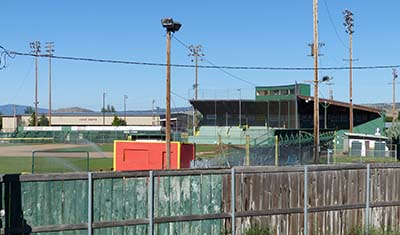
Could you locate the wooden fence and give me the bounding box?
[0,164,399,235]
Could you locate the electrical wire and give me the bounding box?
[5,48,400,71]
[322,0,348,49]
[171,91,190,102]
[0,45,16,70]
[172,36,256,86]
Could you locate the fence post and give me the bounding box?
[86,151,90,172]
[275,135,279,166]
[218,135,222,166]
[327,149,331,164]
[231,167,236,235]
[365,164,370,234]
[87,172,93,235]
[148,171,154,235]
[245,135,250,166]
[304,165,308,235]
[31,150,35,174]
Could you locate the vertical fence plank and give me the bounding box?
[155,176,170,235]
[180,174,191,235]
[190,175,202,234]
[201,174,212,235]
[210,174,222,235]
[123,177,137,235]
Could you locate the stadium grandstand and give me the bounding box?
[188,83,385,164]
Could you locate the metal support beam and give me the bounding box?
[88,172,93,235]
[148,171,154,235]
[231,167,236,235]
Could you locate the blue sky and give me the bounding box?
[1,1,399,111]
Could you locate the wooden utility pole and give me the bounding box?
[392,69,398,124]
[166,30,172,169]
[30,41,41,127]
[161,18,181,169]
[344,10,354,132]
[313,0,320,163]
[45,42,54,126]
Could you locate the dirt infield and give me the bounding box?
[0,144,113,158]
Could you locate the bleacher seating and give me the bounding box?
[189,126,273,145]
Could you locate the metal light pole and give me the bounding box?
[325,82,335,100]
[152,99,156,126]
[124,95,128,122]
[238,88,242,127]
[313,0,320,163]
[322,101,330,129]
[102,92,106,126]
[188,45,204,135]
[45,42,54,126]
[30,41,41,126]
[344,9,354,133]
[188,45,204,100]
[162,18,181,169]
[392,69,398,124]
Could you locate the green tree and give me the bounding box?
[24,106,34,114]
[38,114,49,126]
[111,116,127,126]
[28,113,50,126]
[0,112,2,130]
[101,105,116,113]
[28,112,36,126]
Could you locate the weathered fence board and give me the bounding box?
[1,164,400,235]
[220,166,400,235]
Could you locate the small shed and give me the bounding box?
[114,140,195,171]
[344,132,389,157]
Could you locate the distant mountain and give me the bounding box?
[54,107,94,113]
[0,104,192,116]
[362,103,396,117]
[0,104,48,116]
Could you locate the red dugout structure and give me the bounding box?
[114,141,195,171]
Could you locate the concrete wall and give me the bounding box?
[2,114,160,132]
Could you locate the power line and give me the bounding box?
[0,45,16,70]
[322,0,348,49]
[4,48,400,71]
[171,91,189,102]
[173,36,256,86]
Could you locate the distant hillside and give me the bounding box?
[0,104,191,116]
[54,107,94,113]
[0,104,48,116]
[362,103,396,117]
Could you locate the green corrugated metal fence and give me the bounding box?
[0,171,223,235]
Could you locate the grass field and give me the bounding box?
[0,143,114,174]
[332,156,398,164]
[50,143,114,152]
[0,157,113,174]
